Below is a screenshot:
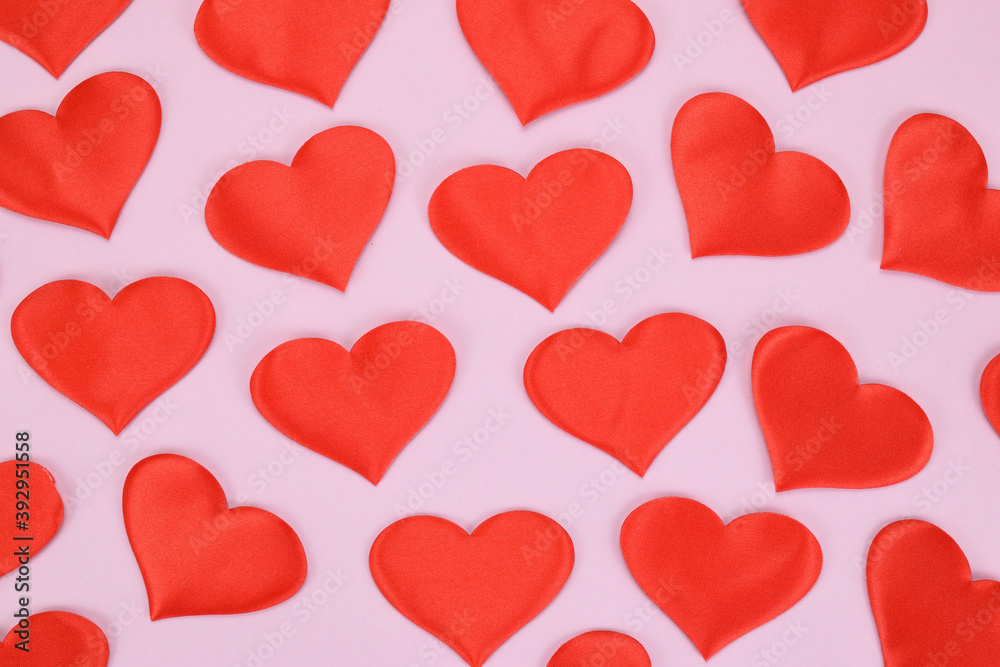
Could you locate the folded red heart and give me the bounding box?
[671,92,850,257]
[620,497,822,659]
[982,353,1000,437]
[0,71,160,238]
[547,631,650,667]
[370,511,573,667]
[11,277,215,434]
[1,460,63,577]
[0,611,108,666]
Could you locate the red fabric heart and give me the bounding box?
[547,631,650,667]
[194,0,390,106]
[205,126,394,291]
[0,611,108,666]
[882,113,1000,291]
[741,0,927,91]
[868,520,1000,666]
[11,277,215,435]
[524,313,725,476]
[251,322,455,485]
[457,0,654,124]
[752,326,933,491]
[1,460,63,577]
[672,92,850,258]
[982,353,1000,437]
[123,454,307,620]
[429,149,631,311]
[620,497,822,659]
[370,511,574,667]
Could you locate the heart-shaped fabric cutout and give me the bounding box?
[752,326,933,490]
[547,631,650,667]
[868,520,1000,665]
[12,277,215,435]
[621,497,822,659]
[457,0,654,124]
[882,113,1000,291]
[741,0,928,91]
[429,149,631,311]
[370,511,574,667]
[524,313,725,476]
[123,454,307,620]
[251,322,455,485]
[1,460,63,577]
[0,611,108,666]
[194,0,390,106]
[672,92,850,258]
[982,352,1000,437]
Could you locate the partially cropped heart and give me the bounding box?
[0,611,108,666]
[1,460,63,577]
[251,322,455,484]
[429,149,631,310]
[882,113,1000,291]
[0,72,160,238]
[524,313,725,476]
[370,511,574,667]
[206,126,394,291]
[621,497,822,659]
[752,326,932,490]
[671,92,850,257]
[123,454,307,620]
[547,631,650,667]
[11,277,215,435]
[982,353,1000,437]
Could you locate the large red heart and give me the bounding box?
[882,113,1000,291]
[982,353,1000,437]
[0,611,108,666]
[547,631,650,667]
[123,454,307,620]
[672,92,850,257]
[11,277,215,435]
[194,0,390,106]
[621,497,821,659]
[251,322,455,485]
[752,326,933,490]
[524,313,725,476]
[370,511,574,667]
[457,0,654,124]
[1,460,63,578]
[205,126,394,291]
[429,149,631,311]
[741,0,928,91]
[868,520,1000,666]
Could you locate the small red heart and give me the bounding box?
[620,497,822,659]
[429,149,631,311]
[547,631,650,667]
[251,322,455,485]
[370,511,574,667]
[672,93,850,257]
[752,326,933,490]
[0,72,160,238]
[11,277,215,435]
[0,611,108,666]
[982,353,1000,436]
[525,313,725,476]
[1,460,63,577]
[123,454,307,620]
[882,113,1000,291]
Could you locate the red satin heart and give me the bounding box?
[1,460,63,577]
[752,326,932,491]
[882,113,1000,291]
[457,0,654,124]
[370,511,574,667]
[123,454,307,620]
[672,92,850,258]
[251,322,455,485]
[11,277,215,435]
[620,497,822,659]
[868,520,1000,666]
[741,0,927,91]
[194,0,390,106]
[429,149,631,311]
[547,631,650,667]
[982,353,1000,437]
[0,611,108,666]
[0,72,160,238]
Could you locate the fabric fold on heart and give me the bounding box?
[0,611,109,666]
[982,352,1000,437]
[547,631,650,667]
[1,460,63,578]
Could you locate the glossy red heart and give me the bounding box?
[11,277,215,435]
[0,611,108,666]
[195,0,390,106]
[371,511,574,667]
[672,93,850,257]
[123,454,307,620]
[741,0,927,91]
[882,114,1000,291]
[206,126,394,291]
[429,149,631,311]
[752,326,933,491]
[982,353,1000,437]
[0,72,160,238]
[251,322,455,485]
[525,313,725,476]
[547,631,650,667]
[1,460,63,577]
[621,497,822,659]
